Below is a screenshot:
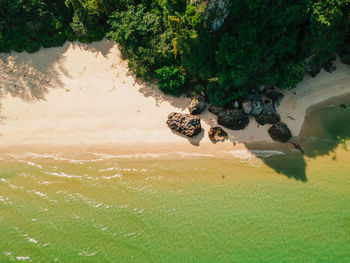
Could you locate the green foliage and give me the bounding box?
[107,4,174,79]
[70,10,105,43]
[1,0,350,101]
[277,60,306,89]
[155,65,185,96]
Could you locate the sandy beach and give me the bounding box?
[0,39,349,153]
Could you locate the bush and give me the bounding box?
[156,66,185,96]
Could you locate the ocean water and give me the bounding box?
[1,104,350,262]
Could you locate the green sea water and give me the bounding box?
[1,104,350,263]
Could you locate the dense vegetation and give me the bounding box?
[1,0,350,105]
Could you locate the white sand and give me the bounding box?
[0,39,349,151]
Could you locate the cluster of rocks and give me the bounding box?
[306,54,341,78]
[166,87,293,144]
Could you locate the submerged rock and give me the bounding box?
[255,104,281,125]
[268,122,292,143]
[189,96,206,115]
[166,112,201,137]
[208,127,228,142]
[208,105,224,115]
[217,109,249,130]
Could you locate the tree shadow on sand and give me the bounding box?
[248,101,350,182]
[0,39,115,125]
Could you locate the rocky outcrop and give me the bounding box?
[189,96,206,115]
[208,104,224,115]
[217,109,249,130]
[166,112,201,137]
[255,104,281,125]
[268,122,292,143]
[205,0,230,32]
[208,127,228,142]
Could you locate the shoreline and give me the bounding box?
[0,39,349,155]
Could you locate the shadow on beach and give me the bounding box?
[0,39,115,124]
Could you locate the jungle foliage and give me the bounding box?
[1,0,350,105]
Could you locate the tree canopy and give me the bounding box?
[1,0,349,105]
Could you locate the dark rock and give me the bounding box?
[340,53,350,65]
[251,100,263,116]
[208,105,224,115]
[208,127,228,142]
[323,60,336,73]
[268,122,292,143]
[255,104,281,125]
[217,109,249,130]
[265,90,284,101]
[166,112,201,137]
[308,65,322,77]
[242,101,252,114]
[340,104,347,109]
[189,96,206,115]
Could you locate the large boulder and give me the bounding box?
[255,104,281,125]
[189,96,206,115]
[268,122,292,143]
[208,104,224,115]
[265,90,284,101]
[166,112,201,137]
[217,109,249,130]
[208,127,228,143]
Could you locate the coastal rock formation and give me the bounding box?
[205,0,230,32]
[208,127,228,142]
[217,109,249,130]
[208,105,224,115]
[268,122,292,143]
[255,104,281,125]
[166,112,201,137]
[189,96,206,115]
[265,90,284,101]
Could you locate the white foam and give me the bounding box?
[44,171,81,179]
[16,256,31,261]
[226,150,284,159]
[102,173,123,180]
[18,160,42,169]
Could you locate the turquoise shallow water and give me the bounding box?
[0,104,350,262]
